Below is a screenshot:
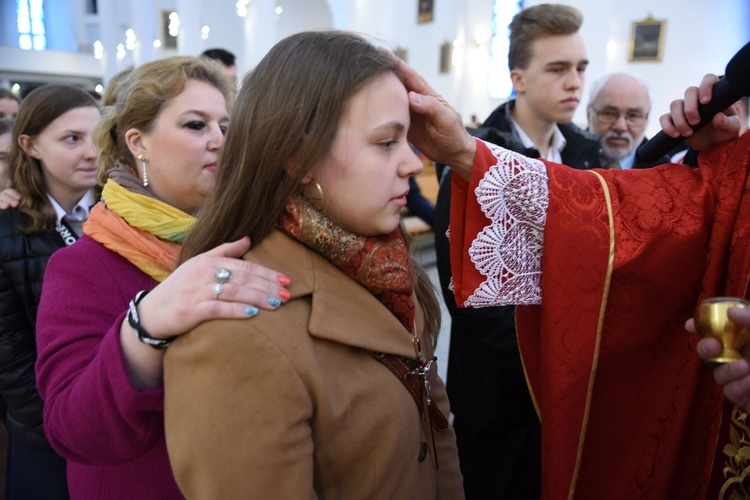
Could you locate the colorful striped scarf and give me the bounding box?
[84,179,195,282]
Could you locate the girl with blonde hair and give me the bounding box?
[35,57,289,498]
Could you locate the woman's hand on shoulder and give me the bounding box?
[135,237,291,340]
[0,188,21,209]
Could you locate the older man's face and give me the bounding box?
[588,75,650,161]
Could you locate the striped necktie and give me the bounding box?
[62,216,84,237]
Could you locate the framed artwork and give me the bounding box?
[629,17,666,62]
[439,42,451,74]
[418,0,434,24]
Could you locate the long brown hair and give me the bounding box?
[181,31,441,343]
[9,84,98,233]
[93,56,232,185]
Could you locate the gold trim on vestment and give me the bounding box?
[567,171,616,500]
[517,321,542,422]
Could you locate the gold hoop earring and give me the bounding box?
[307,181,324,207]
[137,154,149,187]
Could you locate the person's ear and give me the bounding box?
[124,128,146,159]
[510,68,525,94]
[17,135,40,159]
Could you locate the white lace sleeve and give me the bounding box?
[455,140,549,307]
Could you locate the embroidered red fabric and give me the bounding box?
[450,133,750,498]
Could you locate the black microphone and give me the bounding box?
[637,40,750,164]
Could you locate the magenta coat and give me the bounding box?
[35,235,182,499]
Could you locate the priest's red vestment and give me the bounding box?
[449,132,750,499]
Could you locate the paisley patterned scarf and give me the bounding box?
[278,195,415,332]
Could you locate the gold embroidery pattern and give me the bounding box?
[720,406,750,499]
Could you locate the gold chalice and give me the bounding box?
[694,297,750,365]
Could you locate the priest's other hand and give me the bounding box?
[688,307,750,411]
[660,73,741,152]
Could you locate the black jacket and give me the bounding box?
[0,208,64,449]
[481,99,603,169]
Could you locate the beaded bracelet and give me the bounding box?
[127,290,178,349]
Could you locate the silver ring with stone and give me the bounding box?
[213,283,224,300]
[214,268,232,284]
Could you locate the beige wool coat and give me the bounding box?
[164,230,464,499]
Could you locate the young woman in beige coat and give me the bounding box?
[163,31,464,499]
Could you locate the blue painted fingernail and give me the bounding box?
[268,297,282,308]
[244,306,259,316]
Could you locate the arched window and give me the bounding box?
[487,0,522,99]
[17,0,46,50]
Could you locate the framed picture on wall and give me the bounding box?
[418,0,434,24]
[439,42,451,73]
[629,17,666,62]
